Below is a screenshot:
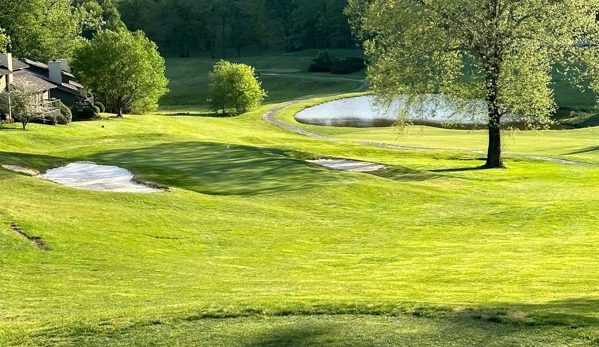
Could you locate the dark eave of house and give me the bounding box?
[12,70,57,93]
[0,68,11,76]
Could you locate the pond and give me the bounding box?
[295,95,562,129]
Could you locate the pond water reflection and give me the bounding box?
[295,95,566,130]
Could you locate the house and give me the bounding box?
[0,53,93,121]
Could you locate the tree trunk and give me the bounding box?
[486,115,503,168]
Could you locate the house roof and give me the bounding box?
[0,68,11,76]
[17,58,84,96]
[21,58,76,78]
[0,59,29,71]
[12,70,57,93]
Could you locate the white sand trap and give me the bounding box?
[2,164,40,176]
[308,159,385,172]
[40,162,161,193]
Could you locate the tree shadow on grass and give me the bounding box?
[0,151,69,173]
[567,146,599,155]
[371,166,439,182]
[429,166,489,173]
[87,142,354,195]
[242,325,332,347]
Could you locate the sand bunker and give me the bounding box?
[40,162,161,193]
[308,159,385,172]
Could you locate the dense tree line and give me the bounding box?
[0,0,356,60]
[117,0,357,58]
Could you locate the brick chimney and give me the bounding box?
[0,53,13,83]
[48,61,63,85]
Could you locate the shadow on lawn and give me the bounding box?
[430,166,489,173]
[567,146,599,155]
[243,325,331,347]
[0,151,69,173]
[88,142,352,195]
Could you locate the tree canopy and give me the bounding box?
[352,0,599,168]
[117,0,356,57]
[71,30,169,116]
[0,28,8,52]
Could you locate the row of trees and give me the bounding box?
[118,0,356,58]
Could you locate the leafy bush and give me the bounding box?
[56,115,69,125]
[59,101,72,124]
[92,106,101,115]
[208,60,267,115]
[80,106,96,120]
[308,51,336,72]
[94,101,105,113]
[331,57,366,74]
[70,106,80,120]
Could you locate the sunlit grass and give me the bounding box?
[2,103,599,345]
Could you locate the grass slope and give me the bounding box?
[2,103,599,345]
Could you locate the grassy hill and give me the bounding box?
[3,51,599,346]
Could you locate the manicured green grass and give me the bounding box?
[160,76,362,107]
[165,49,365,85]
[4,52,599,345]
[28,315,599,346]
[3,102,599,345]
[161,50,366,109]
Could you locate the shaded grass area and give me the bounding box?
[3,106,599,345]
[89,142,349,195]
[18,314,599,347]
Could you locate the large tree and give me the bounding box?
[352,0,599,168]
[0,0,85,61]
[71,30,169,116]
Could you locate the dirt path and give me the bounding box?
[263,100,596,167]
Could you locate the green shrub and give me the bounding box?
[94,101,106,113]
[70,106,80,120]
[92,106,101,115]
[59,101,72,124]
[94,101,105,113]
[308,51,336,72]
[80,106,96,120]
[208,60,267,115]
[331,57,366,74]
[56,115,69,125]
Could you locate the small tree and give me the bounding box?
[71,30,169,116]
[208,60,267,115]
[0,80,43,130]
